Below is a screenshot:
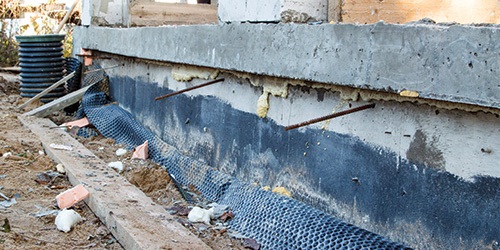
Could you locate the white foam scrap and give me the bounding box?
[55,209,83,233]
[2,152,12,158]
[38,150,45,155]
[49,143,73,151]
[115,148,127,156]
[108,161,124,173]
[55,164,66,174]
[188,207,214,225]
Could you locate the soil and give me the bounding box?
[0,72,248,249]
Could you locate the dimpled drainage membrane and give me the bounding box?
[78,77,412,249]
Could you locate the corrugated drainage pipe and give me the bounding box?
[16,34,66,103]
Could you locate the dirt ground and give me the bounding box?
[0,72,248,249]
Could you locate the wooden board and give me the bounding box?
[341,0,500,24]
[328,0,343,22]
[130,1,218,26]
[22,85,90,118]
[18,72,75,110]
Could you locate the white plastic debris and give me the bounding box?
[188,207,214,225]
[55,209,83,233]
[49,143,73,151]
[2,152,12,158]
[108,161,124,173]
[34,209,60,218]
[115,148,127,156]
[55,164,66,174]
[0,198,16,208]
[98,147,104,151]
[38,150,45,155]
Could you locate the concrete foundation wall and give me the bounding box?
[89,58,500,249]
[75,23,500,110]
[73,23,500,249]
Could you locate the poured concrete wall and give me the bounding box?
[75,23,500,110]
[73,23,500,249]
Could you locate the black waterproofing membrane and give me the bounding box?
[75,65,412,250]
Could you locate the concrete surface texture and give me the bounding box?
[74,22,500,110]
[218,0,327,22]
[84,0,129,26]
[86,58,500,249]
[218,0,281,22]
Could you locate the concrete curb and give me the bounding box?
[19,115,209,250]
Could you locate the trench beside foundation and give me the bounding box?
[18,115,208,250]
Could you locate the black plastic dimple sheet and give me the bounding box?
[79,75,412,250]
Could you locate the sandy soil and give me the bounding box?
[0,73,123,249]
[0,72,249,249]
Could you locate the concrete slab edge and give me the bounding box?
[73,23,500,110]
[18,115,209,250]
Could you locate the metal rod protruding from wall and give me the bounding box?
[155,78,225,101]
[284,103,376,131]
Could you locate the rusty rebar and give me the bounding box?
[155,78,225,101]
[285,103,376,131]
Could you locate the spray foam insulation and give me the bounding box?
[172,65,220,82]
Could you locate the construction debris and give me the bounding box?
[33,209,60,218]
[132,140,148,160]
[55,209,83,233]
[108,161,124,173]
[167,205,191,216]
[55,163,66,174]
[55,184,90,209]
[0,198,16,208]
[49,143,73,151]
[61,117,90,129]
[115,148,127,156]
[188,206,214,225]
[243,238,261,250]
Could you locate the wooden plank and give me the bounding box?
[130,1,217,26]
[17,71,75,109]
[0,67,21,73]
[22,84,90,118]
[328,0,343,22]
[18,115,209,250]
[342,0,500,24]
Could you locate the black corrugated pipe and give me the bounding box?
[16,34,66,103]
